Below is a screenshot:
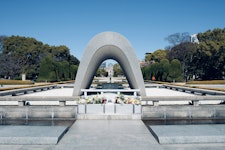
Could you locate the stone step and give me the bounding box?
[77,114,141,120]
[149,124,225,144]
[0,126,68,145]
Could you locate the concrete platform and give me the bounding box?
[1,121,225,149]
[149,124,225,144]
[57,120,156,149]
[0,126,68,145]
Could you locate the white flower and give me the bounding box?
[78,98,87,104]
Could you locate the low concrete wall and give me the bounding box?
[2,104,225,120]
[142,105,225,120]
[0,106,77,119]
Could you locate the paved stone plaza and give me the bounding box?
[0,120,225,150]
[23,87,194,97]
[0,84,225,149]
[0,126,68,145]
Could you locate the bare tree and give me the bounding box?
[0,54,24,79]
[165,32,190,47]
[0,35,7,53]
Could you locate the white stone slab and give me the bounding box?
[0,126,68,145]
[86,104,103,114]
[77,104,141,115]
[105,103,115,114]
[149,124,225,144]
[78,104,86,113]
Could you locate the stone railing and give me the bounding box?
[1,95,225,107]
[0,96,78,120]
[0,85,58,96]
[0,96,141,119]
[81,89,140,97]
[0,96,79,106]
[141,96,225,106]
[1,95,225,120]
[163,84,225,95]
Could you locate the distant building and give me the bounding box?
[105,63,114,77]
[190,34,199,44]
[138,60,149,67]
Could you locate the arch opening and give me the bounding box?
[73,32,146,96]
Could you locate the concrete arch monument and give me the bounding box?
[73,31,146,96]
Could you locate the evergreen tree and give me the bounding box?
[0,35,79,81]
[168,59,182,82]
[38,56,56,82]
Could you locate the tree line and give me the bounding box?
[0,35,79,82]
[1,27,224,83]
[142,28,225,81]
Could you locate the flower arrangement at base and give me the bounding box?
[77,94,141,105]
[125,98,140,105]
[93,95,102,104]
[77,98,87,104]
[77,95,107,104]
[115,94,125,104]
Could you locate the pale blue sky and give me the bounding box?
[1,0,225,61]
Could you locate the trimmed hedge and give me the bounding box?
[144,80,169,84]
[186,80,225,84]
[0,80,34,85]
[170,82,225,93]
[0,83,54,91]
[186,85,225,93]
